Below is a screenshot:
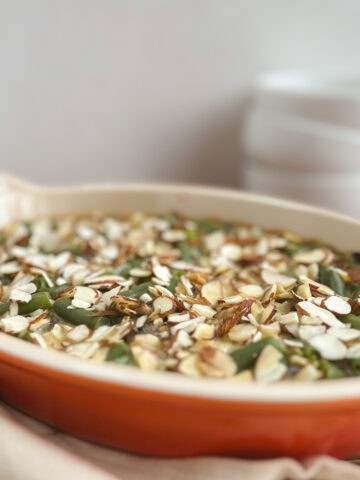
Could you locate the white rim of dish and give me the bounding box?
[1,176,360,404]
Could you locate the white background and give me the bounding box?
[1,0,360,187]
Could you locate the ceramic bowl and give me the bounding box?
[1,174,360,458]
[242,107,360,173]
[244,161,360,218]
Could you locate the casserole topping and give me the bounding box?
[0,213,359,382]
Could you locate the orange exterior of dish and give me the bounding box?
[0,349,359,459]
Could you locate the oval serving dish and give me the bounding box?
[0,174,360,459]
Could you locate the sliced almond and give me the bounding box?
[294,248,327,264]
[294,364,322,381]
[198,347,237,378]
[191,303,216,318]
[66,324,90,343]
[132,333,161,350]
[327,327,360,342]
[297,301,345,328]
[193,323,215,340]
[238,284,264,299]
[278,312,299,325]
[308,333,347,360]
[0,315,29,334]
[298,325,326,341]
[228,323,257,343]
[323,296,351,315]
[72,286,99,309]
[131,345,160,371]
[178,353,201,377]
[347,343,360,359]
[171,316,205,334]
[201,280,223,305]
[254,345,286,383]
[261,270,296,288]
[152,296,175,315]
[220,243,242,261]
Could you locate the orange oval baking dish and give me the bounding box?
[0,174,360,459]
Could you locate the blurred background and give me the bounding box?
[0,1,360,215]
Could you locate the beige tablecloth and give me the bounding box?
[0,403,359,480]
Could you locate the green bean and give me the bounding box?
[185,229,199,241]
[119,281,154,299]
[195,219,222,234]
[106,342,135,365]
[231,337,286,373]
[48,284,72,299]
[168,271,183,293]
[117,257,143,278]
[341,314,360,330]
[319,359,345,379]
[0,302,9,316]
[345,281,360,299]
[52,297,109,329]
[18,292,53,315]
[318,265,345,295]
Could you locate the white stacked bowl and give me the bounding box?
[242,72,360,217]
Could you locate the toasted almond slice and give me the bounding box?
[298,325,326,341]
[66,341,100,359]
[347,343,360,359]
[220,243,242,261]
[261,270,296,288]
[254,345,286,383]
[297,300,345,328]
[9,288,32,303]
[327,327,360,342]
[260,322,280,338]
[218,294,243,306]
[261,284,277,304]
[308,333,347,360]
[135,315,147,329]
[153,264,171,284]
[323,296,351,315]
[152,296,175,315]
[198,347,237,378]
[168,312,191,324]
[284,338,304,348]
[171,316,205,334]
[66,324,90,343]
[191,304,216,318]
[302,277,334,296]
[176,329,193,348]
[204,231,226,251]
[294,364,322,381]
[100,245,119,260]
[178,353,201,377]
[286,324,299,337]
[73,286,99,308]
[294,249,327,264]
[0,315,29,334]
[129,268,151,278]
[131,345,160,371]
[228,324,257,343]
[139,293,152,303]
[278,312,299,325]
[201,280,223,305]
[238,284,264,299]
[295,283,312,300]
[133,333,161,350]
[193,323,215,340]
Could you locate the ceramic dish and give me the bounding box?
[0,174,360,459]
